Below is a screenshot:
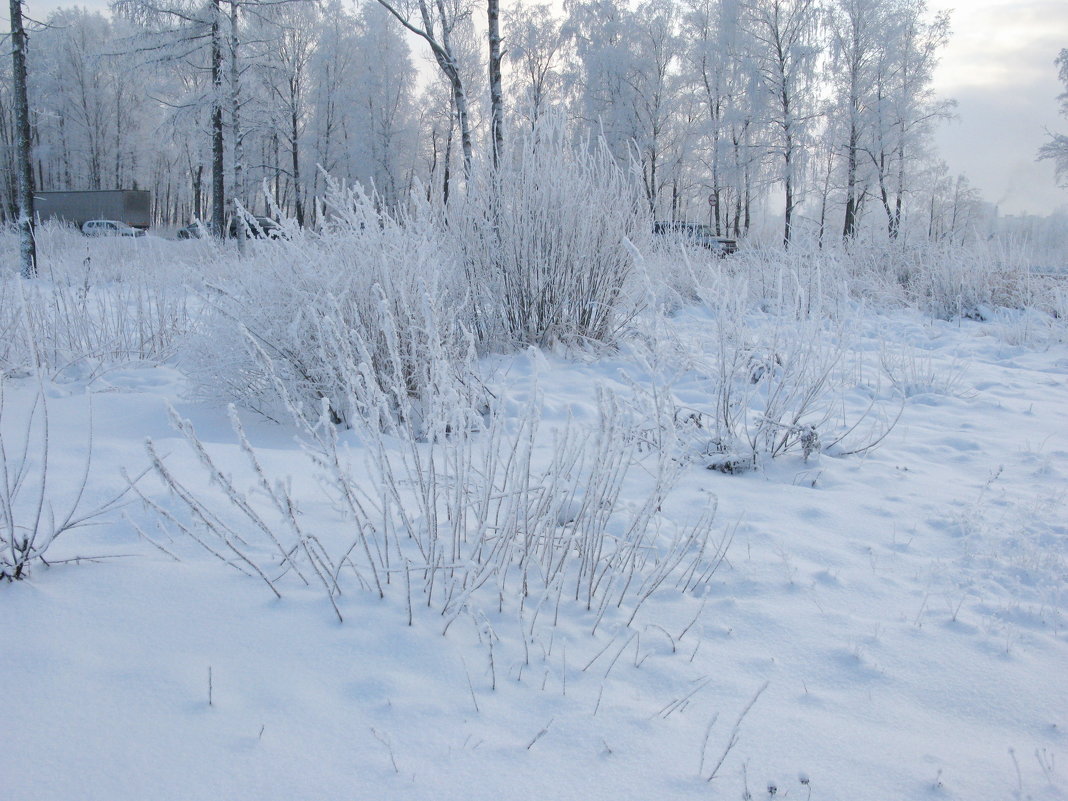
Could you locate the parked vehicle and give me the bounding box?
[37,190,152,230]
[81,219,146,237]
[653,221,737,256]
[231,216,286,240]
[176,221,209,239]
[176,216,286,240]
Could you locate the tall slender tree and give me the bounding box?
[742,0,821,247]
[9,0,36,277]
[209,0,225,235]
[488,0,504,167]
[113,0,228,235]
[374,0,475,177]
[866,0,951,238]
[504,1,570,132]
[828,0,884,238]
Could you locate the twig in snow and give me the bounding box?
[526,717,554,750]
[706,681,769,782]
[460,655,479,714]
[371,728,399,774]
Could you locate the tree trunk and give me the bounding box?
[892,139,904,239]
[291,106,303,226]
[449,71,473,177]
[229,0,246,253]
[842,118,858,238]
[783,130,794,248]
[211,0,226,238]
[10,0,36,278]
[487,0,504,169]
[193,163,203,221]
[443,116,453,206]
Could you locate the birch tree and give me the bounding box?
[488,0,503,166]
[684,0,763,235]
[866,0,951,238]
[0,60,16,222]
[566,0,638,165]
[504,1,570,132]
[312,1,419,208]
[630,0,686,214]
[113,0,229,236]
[828,0,884,238]
[742,0,822,246]
[256,0,317,225]
[374,0,475,177]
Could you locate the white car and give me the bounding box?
[81,219,146,237]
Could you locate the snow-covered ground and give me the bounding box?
[2,233,1066,801]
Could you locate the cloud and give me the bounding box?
[931,0,1068,214]
[933,0,1068,91]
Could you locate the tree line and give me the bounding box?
[4,0,983,248]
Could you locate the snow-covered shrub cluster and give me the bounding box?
[633,248,902,471]
[654,236,1062,325]
[898,239,1037,320]
[639,280,898,473]
[186,130,648,428]
[141,382,728,630]
[452,126,650,348]
[0,225,193,380]
[184,184,480,432]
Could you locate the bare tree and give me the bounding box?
[828,0,884,238]
[255,0,317,226]
[865,0,952,239]
[1037,48,1068,187]
[209,0,225,236]
[229,0,246,250]
[742,0,822,247]
[504,1,570,132]
[566,0,638,164]
[684,0,762,235]
[113,0,229,236]
[630,0,686,215]
[374,0,475,177]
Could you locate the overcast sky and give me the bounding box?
[8,0,1068,217]
[930,0,1067,216]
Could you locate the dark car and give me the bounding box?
[230,216,286,239]
[176,221,209,239]
[653,221,737,256]
[176,216,287,240]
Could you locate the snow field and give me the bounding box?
[1,225,1067,800]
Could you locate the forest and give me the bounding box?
[2,0,996,246]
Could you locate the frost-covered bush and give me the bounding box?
[1,376,130,580]
[143,384,728,627]
[657,237,1058,324]
[651,243,860,322]
[684,311,854,470]
[453,123,650,348]
[0,225,193,379]
[184,182,479,433]
[184,123,652,432]
[639,266,900,472]
[902,239,1035,319]
[880,344,970,398]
